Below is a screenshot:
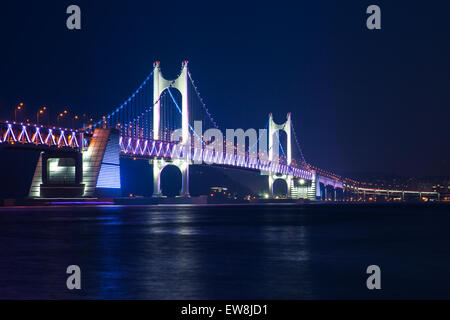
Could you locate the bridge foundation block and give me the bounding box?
[35,150,84,198]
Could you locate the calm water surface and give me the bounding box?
[0,203,449,299]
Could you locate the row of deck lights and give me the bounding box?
[4,120,82,133]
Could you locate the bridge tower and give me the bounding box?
[152,61,190,197]
[268,113,293,198]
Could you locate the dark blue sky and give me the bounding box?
[0,0,449,176]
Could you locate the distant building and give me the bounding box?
[432,179,450,201]
[210,187,228,194]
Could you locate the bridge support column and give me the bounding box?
[178,160,190,197]
[286,176,292,198]
[310,171,320,201]
[152,159,163,198]
[268,175,274,198]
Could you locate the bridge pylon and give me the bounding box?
[152,61,190,197]
[268,113,292,198]
[153,61,190,144]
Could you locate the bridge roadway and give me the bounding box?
[0,121,311,180]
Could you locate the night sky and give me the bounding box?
[0,1,449,177]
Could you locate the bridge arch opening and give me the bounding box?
[159,164,182,197]
[159,88,182,141]
[272,178,288,198]
[277,130,288,163]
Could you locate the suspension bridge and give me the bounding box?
[0,61,376,201]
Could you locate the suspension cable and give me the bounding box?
[90,70,155,129]
[187,70,218,129]
[290,119,308,166]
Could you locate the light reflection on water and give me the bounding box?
[0,204,449,299]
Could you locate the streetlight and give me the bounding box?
[36,107,46,125]
[57,112,64,126]
[72,115,79,128]
[57,109,70,126]
[14,102,24,122]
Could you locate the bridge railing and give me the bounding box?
[0,121,85,150]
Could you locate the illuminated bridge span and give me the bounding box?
[1,61,347,200]
[119,137,313,180]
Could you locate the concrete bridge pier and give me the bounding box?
[29,128,122,198]
[30,150,84,198]
[265,171,318,201]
